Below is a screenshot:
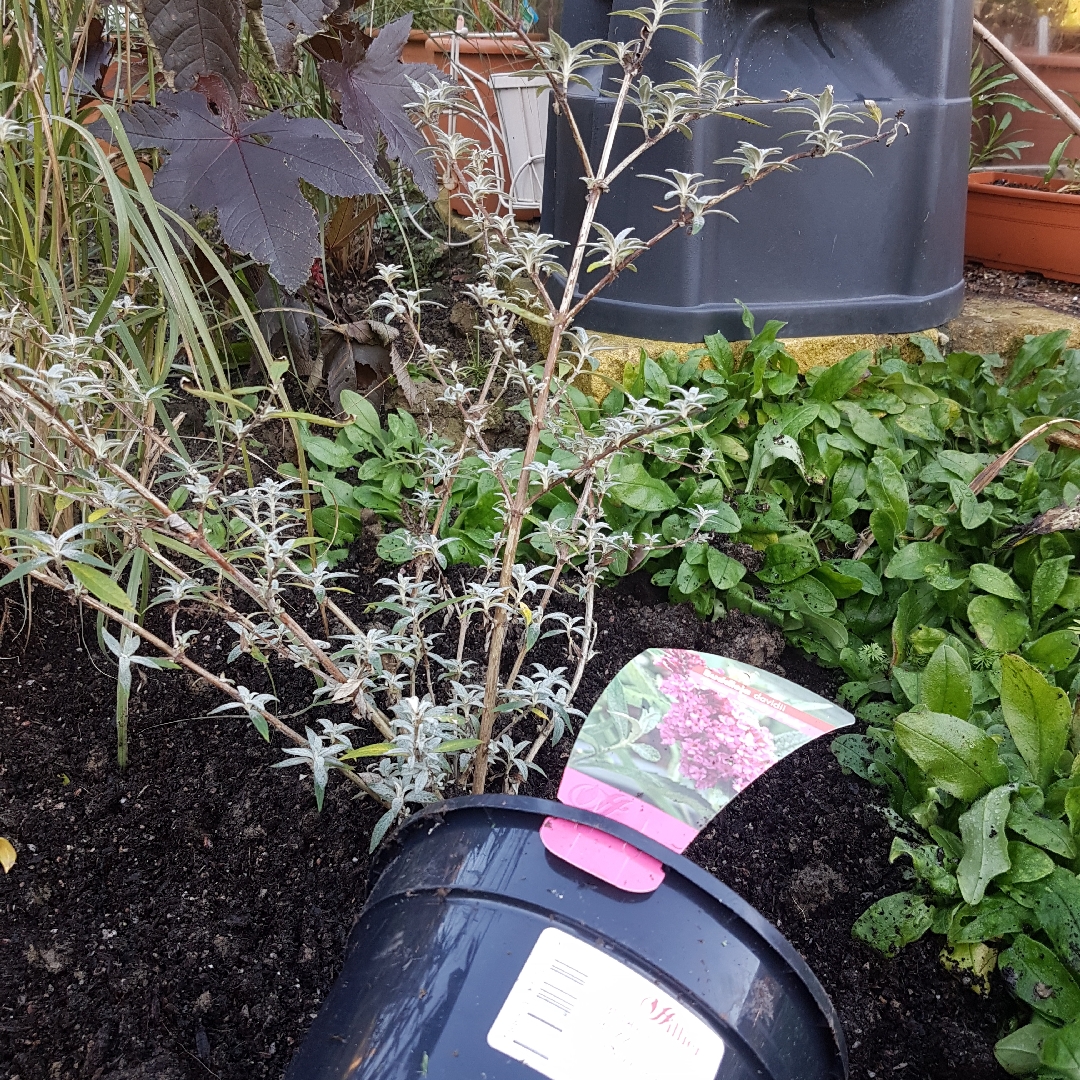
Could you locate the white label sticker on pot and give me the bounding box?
[486,926,724,1080]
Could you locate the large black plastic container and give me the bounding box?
[541,0,973,342]
[285,796,845,1079]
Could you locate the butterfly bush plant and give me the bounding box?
[1,0,905,839]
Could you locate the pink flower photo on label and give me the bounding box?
[656,652,776,793]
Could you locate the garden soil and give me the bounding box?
[964,258,1080,319]
[1,562,1015,1080]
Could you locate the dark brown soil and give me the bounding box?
[1,567,1012,1080]
[964,259,1080,319]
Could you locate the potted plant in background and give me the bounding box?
[967,12,1080,282]
[977,0,1080,164]
[370,1,551,215]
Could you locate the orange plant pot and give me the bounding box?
[399,29,545,218]
[966,170,1080,284]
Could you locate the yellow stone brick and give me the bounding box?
[574,328,942,400]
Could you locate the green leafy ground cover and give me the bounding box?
[295,317,1080,1069]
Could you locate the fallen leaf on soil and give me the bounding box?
[0,836,16,872]
[324,320,394,415]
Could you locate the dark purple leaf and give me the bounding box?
[260,0,337,72]
[141,0,245,98]
[103,92,385,289]
[319,15,443,198]
[63,19,114,97]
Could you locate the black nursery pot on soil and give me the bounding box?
[284,796,846,1080]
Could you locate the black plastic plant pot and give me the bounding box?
[541,0,973,342]
[284,795,846,1080]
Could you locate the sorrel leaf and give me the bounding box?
[1041,1018,1080,1080]
[921,642,973,720]
[319,15,442,198]
[1034,868,1080,977]
[1000,654,1071,789]
[995,1019,1055,1076]
[957,784,1013,905]
[893,707,1008,801]
[852,892,933,957]
[104,92,384,289]
[999,935,1080,1022]
[1007,797,1077,859]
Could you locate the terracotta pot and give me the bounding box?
[966,170,1080,283]
[398,29,547,217]
[989,51,1080,164]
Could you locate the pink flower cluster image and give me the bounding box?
[655,652,776,793]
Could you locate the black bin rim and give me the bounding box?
[375,793,848,1074]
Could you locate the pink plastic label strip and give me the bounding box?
[539,769,700,893]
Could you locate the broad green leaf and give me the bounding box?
[831,460,866,502]
[733,493,790,533]
[957,785,1014,904]
[830,559,882,595]
[810,349,872,402]
[756,531,820,584]
[894,707,1009,801]
[922,643,973,720]
[1067,788,1080,839]
[1058,575,1080,611]
[996,1020,1055,1077]
[1008,798,1077,859]
[968,594,1031,653]
[885,542,953,581]
[866,454,909,530]
[1034,867,1080,976]
[64,562,135,612]
[339,388,382,438]
[931,825,966,862]
[835,401,894,446]
[1000,841,1056,886]
[697,502,742,533]
[1033,555,1074,624]
[676,558,709,594]
[970,563,1027,602]
[831,733,881,782]
[869,508,897,554]
[852,892,933,958]
[1006,328,1071,387]
[951,894,1028,942]
[889,837,958,898]
[707,547,746,590]
[1000,935,1080,1022]
[301,433,359,469]
[926,563,968,591]
[813,564,864,599]
[1001,654,1071,789]
[704,332,735,376]
[1042,1020,1080,1080]
[959,491,994,530]
[610,463,680,512]
[772,575,837,615]
[893,405,944,441]
[1025,630,1080,672]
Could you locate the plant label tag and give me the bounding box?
[486,926,725,1080]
